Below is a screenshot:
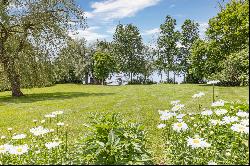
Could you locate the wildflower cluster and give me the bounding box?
[157,95,249,165]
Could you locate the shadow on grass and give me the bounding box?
[0,92,115,104]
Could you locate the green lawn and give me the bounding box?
[0,84,248,163]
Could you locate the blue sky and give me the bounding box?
[72,0,228,45]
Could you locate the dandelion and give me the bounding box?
[8,144,29,155]
[157,124,166,129]
[12,134,26,140]
[231,124,249,134]
[236,111,249,118]
[45,141,60,149]
[215,109,228,115]
[57,122,65,126]
[201,110,213,116]
[208,161,217,165]
[172,122,188,132]
[171,100,180,105]
[171,104,185,112]
[192,92,205,98]
[187,137,211,149]
[30,126,50,136]
[211,100,225,107]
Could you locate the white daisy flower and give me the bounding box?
[160,112,175,120]
[176,114,186,119]
[0,145,8,154]
[236,111,249,118]
[157,124,166,129]
[201,110,213,116]
[231,124,249,134]
[158,110,170,115]
[57,122,64,126]
[30,126,50,136]
[207,80,220,84]
[172,122,188,132]
[211,100,225,107]
[215,109,228,115]
[51,111,64,115]
[33,119,38,123]
[8,144,29,155]
[240,119,249,126]
[208,160,217,165]
[192,92,205,99]
[12,134,26,140]
[44,114,56,118]
[187,137,211,149]
[41,120,46,123]
[222,116,238,124]
[171,100,180,105]
[7,128,13,131]
[171,104,185,112]
[210,119,221,126]
[45,141,60,149]
[1,136,6,139]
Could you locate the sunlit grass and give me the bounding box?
[0,84,248,163]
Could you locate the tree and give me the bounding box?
[157,15,180,83]
[0,0,86,96]
[93,51,115,85]
[113,24,144,81]
[54,39,88,84]
[206,0,249,55]
[180,19,200,82]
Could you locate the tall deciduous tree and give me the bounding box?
[113,24,144,81]
[0,0,86,96]
[157,15,179,83]
[180,19,199,82]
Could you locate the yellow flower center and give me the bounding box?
[17,147,22,152]
[193,139,200,144]
[239,126,245,132]
[177,123,183,127]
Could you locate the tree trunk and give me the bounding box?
[84,72,88,84]
[3,60,24,97]
[183,73,186,83]
[130,73,133,82]
[167,70,169,83]
[173,72,176,84]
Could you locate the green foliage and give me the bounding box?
[180,19,200,78]
[76,113,152,165]
[211,47,249,86]
[206,0,249,54]
[93,51,115,84]
[113,24,144,78]
[157,15,180,82]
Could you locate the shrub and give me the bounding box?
[77,113,153,165]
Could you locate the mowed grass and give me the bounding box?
[0,84,248,163]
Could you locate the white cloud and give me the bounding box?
[142,28,160,36]
[68,26,108,42]
[87,0,161,21]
